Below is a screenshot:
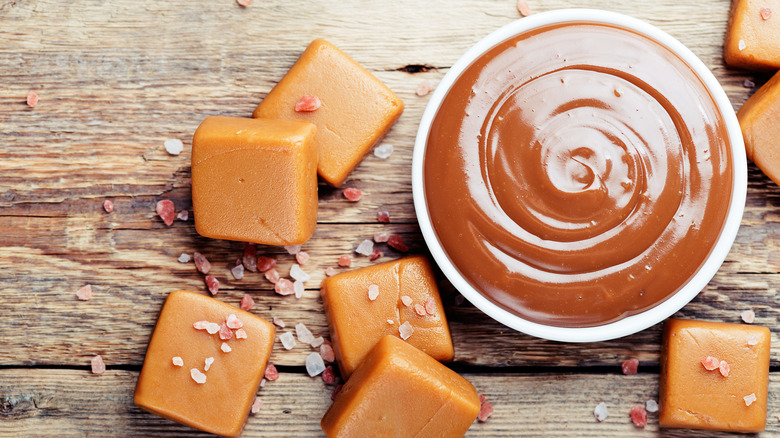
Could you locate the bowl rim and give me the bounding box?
[411,8,747,343]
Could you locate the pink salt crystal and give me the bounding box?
[193,320,209,330]
[622,358,639,375]
[273,317,286,328]
[424,297,436,315]
[240,294,255,311]
[219,322,233,341]
[415,79,432,97]
[355,239,374,256]
[306,352,326,377]
[741,309,755,324]
[343,187,362,202]
[26,91,38,107]
[103,200,114,213]
[235,328,247,339]
[251,397,263,414]
[332,384,343,400]
[226,314,244,329]
[190,368,207,384]
[701,356,720,371]
[401,295,413,307]
[747,335,759,346]
[325,267,337,277]
[296,251,310,265]
[91,355,106,375]
[265,364,279,381]
[294,95,321,112]
[260,378,266,388]
[205,322,220,334]
[284,245,302,255]
[414,304,426,316]
[220,342,232,353]
[156,200,175,226]
[369,248,382,261]
[257,256,277,273]
[719,360,730,377]
[264,268,281,284]
[744,79,756,88]
[368,284,380,301]
[761,7,772,20]
[310,336,324,348]
[479,394,486,404]
[296,322,315,344]
[193,252,211,274]
[376,210,390,223]
[594,402,609,421]
[399,321,414,340]
[477,400,493,422]
[76,284,93,301]
[231,264,245,280]
[387,234,409,252]
[322,366,336,384]
[373,232,390,243]
[176,210,188,221]
[745,393,757,406]
[320,344,336,363]
[630,406,647,427]
[275,278,295,296]
[178,253,190,263]
[338,254,352,267]
[242,244,257,272]
[172,356,184,367]
[280,332,296,349]
[516,0,531,16]
[204,357,214,371]
[294,280,305,299]
[205,275,220,295]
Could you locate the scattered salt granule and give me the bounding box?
[516,0,531,16]
[265,268,281,284]
[76,284,93,301]
[416,80,432,97]
[294,280,304,299]
[630,406,647,428]
[178,253,191,263]
[190,368,207,384]
[741,309,755,324]
[172,356,184,367]
[156,200,175,226]
[322,366,336,384]
[164,139,184,156]
[745,393,757,406]
[376,210,390,223]
[193,252,211,274]
[231,264,245,280]
[265,363,279,381]
[257,256,277,272]
[387,234,409,252]
[368,284,380,301]
[290,264,311,282]
[275,278,295,296]
[370,248,382,261]
[356,240,374,256]
[219,323,233,341]
[280,332,296,350]
[325,267,337,277]
[387,319,394,324]
[424,297,436,315]
[26,91,38,107]
[760,7,772,20]
[284,245,302,255]
[399,321,414,340]
[193,320,209,330]
[206,322,220,334]
[478,399,494,422]
[454,293,466,306]
[294,95,322,112]
[479,394,486,404]
[220,342,232,353]
[204,357,214,371]
[235,328,247,339]
[374,232,390,243]
[240,294,255,311]
[719,360,730,377]
[747,335,759,346]
[226,314,244,329]
[645,399,659,413]
[306,352,326,377]
[744,79,756,88]
[243,244,258,272]
[273,317,286,328]
[176,210,188,221]
[296,322,315,344]
[311,336,324,348]
[401,295,413,307]
[331,384,343,400]
[205,275,220,295]
[702,356,720,371]
[343,187,362,202]
[251,397,263,414]
[622,358,639,375]
[103,200,114,213]
[338,255,352,267]
[320,344,335,363]
[374,143,394,159]
[91,355,106,374]
[295,251,309,265]
[594,402,609,422]
[260,378,266,388]
[739,39,747,51]
[414,304,426,316]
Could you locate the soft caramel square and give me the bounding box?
[724,0,780,70]
[192,116,318,246]
[321,335,480,438]
[134,290,275,437]
[253,39,404,187]
[320,255,453,378]
[659,318,770,433]
[738,70,780,185]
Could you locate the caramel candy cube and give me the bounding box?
[253,39,404,187]
[724,0,780,70]
[321,335,480,437]
[192,116,318,246]
[659,318,770,432]
[321,256,453,378]
[738,70,780,185]
[134,290,275,437]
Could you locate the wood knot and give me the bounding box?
[396,64,437,74]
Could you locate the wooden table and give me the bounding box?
[2,0,778,436]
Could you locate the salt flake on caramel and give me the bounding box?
[205,322,220,334]
[190,368,207,384]
[719,360,730,377]
[235,328,247,339]
[294,95,322,112]
[204,357,214,371]
[219,323,233,341]
[760,7,772,20]
[401,295,413,307]
[220,342,232,353]
[424,297,436,315]
[172,356,184,367]
[701,356,720,371]
[226,314,244,329]
[744,393,757,406]
[367,284,379,301]
[399,321,414,340]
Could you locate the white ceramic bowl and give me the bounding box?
[412,9,747,343]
